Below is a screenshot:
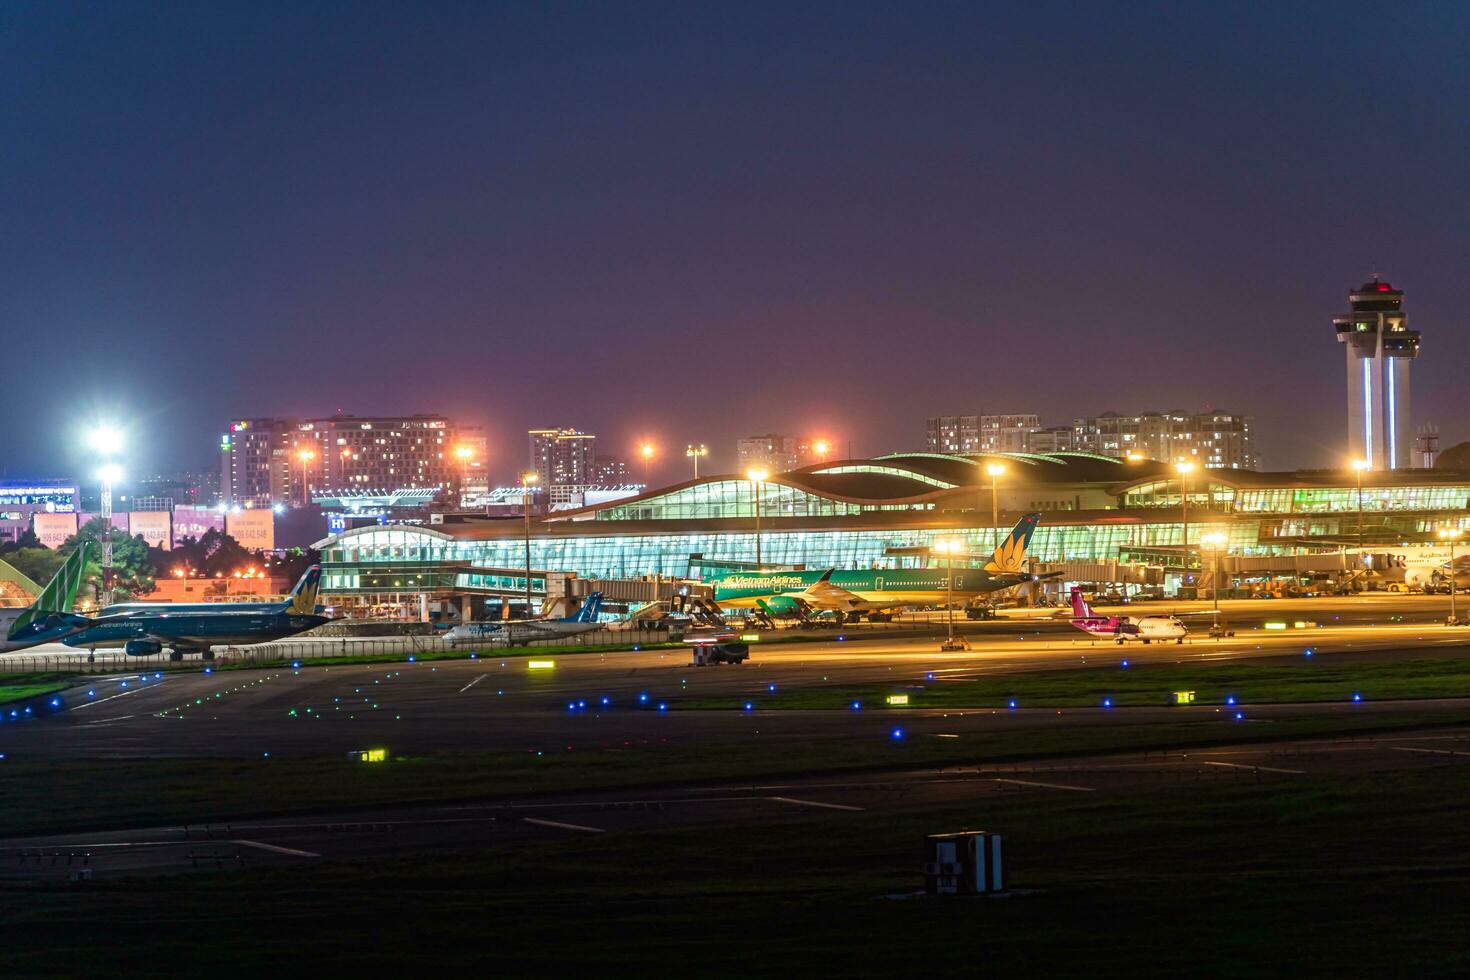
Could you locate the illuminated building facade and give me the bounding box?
[316,452,1470,600]
[1335,277,1420,470]
[223,415,484,508]
[529,428,596,488]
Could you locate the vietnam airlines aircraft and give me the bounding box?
[710,513,1042,621]
[444,592,606,646]
[64,565,328,659]
[1,544,94,652]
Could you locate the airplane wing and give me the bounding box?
[800,579,868,610]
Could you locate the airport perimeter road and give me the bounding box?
[5,619,1470,759]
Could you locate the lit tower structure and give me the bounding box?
[1334,277,1421,470]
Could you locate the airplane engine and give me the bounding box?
[760,596,806,617]
[124,639,163,657]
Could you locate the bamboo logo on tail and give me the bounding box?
[286,566,322,616]
[984,513,1041,574]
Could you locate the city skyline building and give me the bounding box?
[1335,277,1421,470]
[528,428,597,488]
[925,415,1041,454]
[736,434,831,473]
[221,415,483,508]
[925,411,1257,468]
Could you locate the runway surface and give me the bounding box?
[5,723,1469,879]
[4,607,1469,759]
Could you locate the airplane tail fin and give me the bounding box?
[8,542,91,640]
[984,513,1041,575]
[1070,586,1092,619]
[283,565,323,616]
[571,592,603,623]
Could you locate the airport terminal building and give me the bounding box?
[315,452,1470,609]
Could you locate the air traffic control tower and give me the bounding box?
[1334,277,1421,470]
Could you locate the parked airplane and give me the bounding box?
[64,565,327,659]
[710,513,1042,622]
[1,544,94,652]
[1067,587,1187,644]
[444,592,605,646]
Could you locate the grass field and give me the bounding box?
[676,656,1470,711]
[5,759,1470,975]
[0,673,76,707]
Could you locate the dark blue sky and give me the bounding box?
[5,1,1469,484]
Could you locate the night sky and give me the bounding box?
[5,1,1470,485]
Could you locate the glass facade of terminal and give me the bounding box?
[595,479,932,522]
[1122,481,1470,514]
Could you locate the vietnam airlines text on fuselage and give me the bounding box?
[714,568,1010,608]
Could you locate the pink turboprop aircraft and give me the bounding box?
[1068,587,1187,644]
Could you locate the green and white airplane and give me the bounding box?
[1,543,94,652]
[709,513,1041,620]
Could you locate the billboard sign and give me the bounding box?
[172,506,226,544]
[226,509,275,551]
[129,511,173,550]
[33,512,79,549]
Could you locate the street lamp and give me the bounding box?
[296,448,316,508]
[87,425,125,608]
[1175,460,1196,589]
[1438,527,1463,626]
[1200,531,1227,638]
[985,462,1006,550]
[521,471,539,618]
[813,438,831,461]
[932,538,964,649]
[1351,459,1370,554]
[747,468,769,567]
[639,442,656,486]
[454,445,475,508]
[685,444,708,480]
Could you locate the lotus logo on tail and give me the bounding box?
[286,566,323,616]
[983,513,1041,574]
[8,541,91,640]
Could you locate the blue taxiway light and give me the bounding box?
[743,702,754,711]
[1102,698,1113,709]
[890,728,904,740]
[638,693,649,703]
[1121,659,1130,668]
[1008,700,1017,709]
[470,653,478,659]
[851,701,862,711]
[925,672,934,681]
[1352,692,1363,702]
[767,683,777,693]
[600,696,610,706]
[49,698,60,708]
[87,690,96,698]
[657,702,667,712]
[1226,696,1237,706]
[1235,712,1245,721]
[1304,649,1314,657]
[408,655,416,663]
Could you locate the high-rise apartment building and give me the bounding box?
[1334,277,1420,470]
[1070,411,1257,469]
[591,454,631,485]
[920,411,1257,469]
[221,415,483,508]
[924,415,1040,453]
[736,435,834,474]
[528,428,597,487]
